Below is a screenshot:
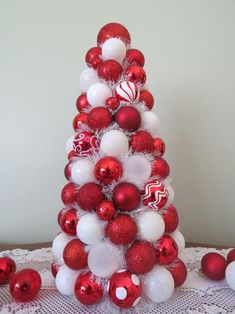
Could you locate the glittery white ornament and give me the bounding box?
[55,265,79,296]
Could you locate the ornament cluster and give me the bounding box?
[52,22,187,308]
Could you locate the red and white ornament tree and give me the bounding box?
[52,22,187,309]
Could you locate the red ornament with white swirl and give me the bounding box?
[115,81,140,103]
[73,131,98,157]
[142,179,168,210]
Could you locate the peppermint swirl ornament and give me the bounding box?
[142,179,168,210]
[115,81,140,103]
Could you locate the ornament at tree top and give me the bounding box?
[142,179,169,210]
[97,22,131,47]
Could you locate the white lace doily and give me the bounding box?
[0,247,235,313]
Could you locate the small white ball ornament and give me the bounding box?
[165,185,175,207]
[100,130,129,157]
[79,68,100,92]
[71,159,95,185]
[52,232,74,261]
[76,213,104,245]
[141,111,160,136]
[87,82,112,107]
[170,229,185,253]
[226,261,235,290]
[124,155,151,185]
[55,265,79,296]
[137,211,165,242]
[102,38,126,64]
[65,135,75,153]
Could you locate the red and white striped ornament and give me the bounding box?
[142,179,168,210]
[115,81,139,103]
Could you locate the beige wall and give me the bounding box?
[0,0,234,246]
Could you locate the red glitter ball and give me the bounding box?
[97,22,131,46]
[73,112,88,131]
[115,106,141,131]
[139,90,154,110]
[130,130,154,153]
[151,157,170,180]
[98,60,123,83]
[153,137,165,157]
[64,162,72,181]
[59,207,78,236]
[51,262,60,278]
[167,258,187,287]
[85,47,102,69]
[125,65,146,86]
[61,183,78,205]
[96,200,116,221]
[63,239,88,270]
[76,94,91,112]
[106,97,120,110]
[162,204,179,233]
[113,182,141,212]
[155,235,178,265]
[125,49,145,67]
[76,182,105,211]
[0,257,16,285]
[87,107,112,131]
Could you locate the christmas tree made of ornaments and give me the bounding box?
[52,22,187,309]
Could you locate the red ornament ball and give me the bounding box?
[9,269,41,302]
[96,200,116,221]
[108,270,141,308]
[126,65,146,86]
[139,90,154,110]
[115,106,141,131]
[61,182,78,205]
[94,156,123,185]
[125,49,145,67]
[151,157,170,180]
[97,22,131,47]
[76,94,90,112]
[162,204,179,233]
[126,241,156,274]
[67,150,77,161]
[227,249,235,264]
[153,137,165,157]
[73,112,88,131]
[51,262,60,278]
[85,47,102,69]
[156,235,178,265]
[113,182,140,212]
[105,214,137,245]
[57,208,67,225]
[0,257,16,285]
[64,162,72,181]
[167,258,187,287]
[98,60,123,83]
[63,239,88,270]
[130,130,154,153]
[106,97,120,111]
[59,207,78,236]
[201,252,227,280]
[75,271,103,305]
[87,107,112,131]
[142,179,168,210]
[73,131,99,157]
[77,182,105,211]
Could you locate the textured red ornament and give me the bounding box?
[97,22,131,46]
[63,239,88,270]
[51,262,60,278]
[61,183,78,205]
[227,249,235,264]
[57,208,67,225]
[96,200,116,221]
[75,271,103,305]
[108,270,141,308]
[201,252,227,280]
[113,182,140,212]
[151,157,170,180]
[162,204,179,233]
[130,130,154,153]
[9,269,41,302]
[85,47,102,69]
[167,258,187,287]
[125,49,145,67]
[0,257,16,285]
[73,131,99,157]
[155,235,178,265]
[126,65,146,86]
[76,94,91,112]
[73,112,88,131]
[67,150,77,161]
[98,60,123,83]
[139,90,154,110]
[59,207,78,236]
[105,214,137,245]
[87,107,112,131]
[126,240,156,274]
[153,137,165,157]
[94,156,123,185]
[115,106,141,131]
[77,182,105,211]
[64,162,72,181]
[106,97,120,111]
[142,179,168,210]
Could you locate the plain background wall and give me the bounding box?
[0,0,235,246]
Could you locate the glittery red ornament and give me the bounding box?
[227,249,235,264]
[106,97,120,110]
[126,241,156,274]
[201,252,227,280]
[126,65,146,86]
[59,207,78,236]
[105,214,137,245]
[167,258,187,287]
[64,162,72,181]
[67,150,77,161]
[76,94,91,112]
[63,239,88,270]
[151,157,170,180]
[130,130,154,153]
[162,204,179,233]
[0,257,16,285]
[85,47,102,69]
[98,60,123,83]
[87,107,112,131]
[96,200,116,221]
[51,262,60,278]
[125,49,145,67]
[73,112,88,131]
[77,182,105,211]
[115,106,141,131]
[155,235,178,265]
[97,22,131,47]
[139,90,154,110]
[75,271,103,305]
[94,156,123,185]
[73,131,99,157]
[153,137,165,157]
[61,183,78,205]
[142,179,168,210]
[108,270,141,308]
[9,269,41,302]
[113,182,140,212]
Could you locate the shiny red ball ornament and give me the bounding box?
[115,106,141,131]
[57,208,67,225]
[97,22,131,47]
[167,258,187,287]
[51,262,60,278]
[106,97,120,111]
[85,47,102,69]
[126,240,156,274]
[75,271,103,305]
[96,200,116,221]
[0,257,16,285]
[162,204,179,233]
[77,182,105,211]
[94,156,123,185]
[73,131,99,157]
[76,94,91,112]
[151,157,170,180]
[64,162,72,181]
[67,150,77,161]
[108,270,141,308]
[9,269,41,302]
[61,182,78,205]
[153,137,165,157]
[125,49,145,67]
[142,179,168,210]
[139,90,154,110]
[227,249,235,264]
[59,207,78,236]
[63,239,88,270]
[130,130,154,153]
[98,60,123,83]
[126,65,146,86]
[87,107,112,131]
[105,214,137,245]
[155,235,178,265]
[73,112,88,131]
[113,182,140,212]
[201,252,227,280]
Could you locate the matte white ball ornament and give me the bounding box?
[137,211,165,242]
[71,159,95,185]
[225,261,235,290]
[87,82,112,107]
[52,233,74,261]
[100,130,129,157]
[102,38,126,64]
[55,265,80,296]
[165,185,175,207]
[124,155,151,184]
[170,229,185,253]
[141,111,160,136]
[76,213,104,245]
[79,68,100,92]
[65,135,75,153]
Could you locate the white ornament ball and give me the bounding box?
[88,242,122,277]
[76,213,104,245]
[124,155,151,185]
[226,261,235,290]
[141,111,160,136]
[137,211,165,242]
[141,265,174,303]
[102,38,126,64]
[171,229,185,253]
[79,68,100,92]
[100,130,129,157]
[55,265,79,296]
[165,185,175,207]
[71,159,95,185]
[65,135,75,153]
[52,233,74,261]
[87,82,112,107]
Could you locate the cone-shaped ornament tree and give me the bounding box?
[52,23,187,309]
